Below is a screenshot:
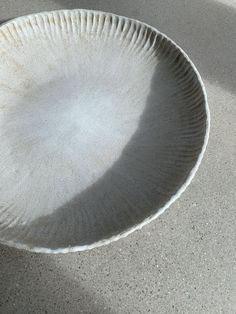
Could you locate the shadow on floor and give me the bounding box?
[0,244,115,314]
[0,19,12,25]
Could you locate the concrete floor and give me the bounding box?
[0,0,235,313]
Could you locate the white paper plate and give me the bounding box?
[0,9,209,253]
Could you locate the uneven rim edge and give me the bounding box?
[0,8,210,254]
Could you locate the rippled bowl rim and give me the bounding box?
[0,9,210,253]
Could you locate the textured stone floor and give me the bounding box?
[0,1,235,313]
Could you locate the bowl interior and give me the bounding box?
[0,10,207,251]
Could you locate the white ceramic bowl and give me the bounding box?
[0,9,209,253]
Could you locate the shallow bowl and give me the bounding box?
[0,9,209,253]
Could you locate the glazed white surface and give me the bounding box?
[0,10,209,252]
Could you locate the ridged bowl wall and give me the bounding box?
[0,10,209,253]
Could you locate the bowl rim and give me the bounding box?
[0,8,210,254]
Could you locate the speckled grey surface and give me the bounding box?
[0,0,235,313]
